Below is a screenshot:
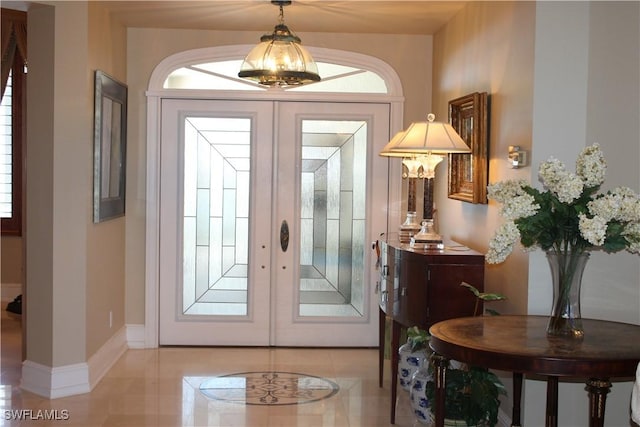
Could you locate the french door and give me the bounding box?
[159,99,389,346]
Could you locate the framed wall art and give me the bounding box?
[447,92,489,204]
[93,70,127,223]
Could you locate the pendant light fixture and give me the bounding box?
[238,0,321,87]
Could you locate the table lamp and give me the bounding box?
[380,114,470,247]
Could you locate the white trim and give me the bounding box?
[21,361,90,399]
[145,45,405,348]
[126,324,146,349]
[145,94,161,349]
[87,326,127,387]
[21,327,127,398]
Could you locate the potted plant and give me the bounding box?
[421,283,507,426]
[424,360,506,426]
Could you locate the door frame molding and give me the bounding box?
[144,45,405,348]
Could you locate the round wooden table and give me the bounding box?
[429,315,640,427]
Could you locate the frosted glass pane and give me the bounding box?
[235,217,248,264]
[236,171,250,217]
[353,127,367,219]
[222,189,236,246]
[189,117,251,132]
[300,218,314,265]
[209,217,222,281]
[301,173,314,219]
[226,158,251,172]
[197,135,211,188]
[327,153,340,219]
[183,217,196,306]
[222,246,235,273]
[195,245,210,300]
[223,162,237,188]
[182,116,250,317]
[299,120,368,318]
[196,189,210,246]
[210,148,224,217]
[291,70,387,93]
[184,122,198,217]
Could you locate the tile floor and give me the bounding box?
[1,306,420,427]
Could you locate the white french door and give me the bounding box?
[158,99,389,346]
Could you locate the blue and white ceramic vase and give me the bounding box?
[398,339,426,391]
[409,359,433,424]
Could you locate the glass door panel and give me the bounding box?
[299,120,368,317]
[182,117,251,316]
[274,102,390,347]
[159,99,273,346]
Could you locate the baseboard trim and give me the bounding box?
[88,326,128,387]
[21,360,90,399]
[21,326,128,399]
[126,324,146,348]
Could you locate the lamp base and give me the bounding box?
[410,219,443,250]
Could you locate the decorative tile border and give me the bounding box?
[199,371,339,405]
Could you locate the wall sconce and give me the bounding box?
[508,145,527,168]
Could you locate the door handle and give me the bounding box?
[280,220,289,252]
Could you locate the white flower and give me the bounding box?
[486,221,520,264]
[612,187,640,222]
[539,157,584,203]
[588,187,640,223]
[587,195,618,222]
[487,179,528,204]
[500,193,539,220]
[623,223,640,254]
[576,143,606,188]
[578,213,608,246]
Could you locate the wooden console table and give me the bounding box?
[429,315,640,427]
[376,237,484,424]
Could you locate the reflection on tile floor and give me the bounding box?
[1,306,419,426]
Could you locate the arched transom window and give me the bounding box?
[164,60,388,93]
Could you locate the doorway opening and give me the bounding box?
[146,45,404,348]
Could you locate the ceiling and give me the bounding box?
[5,1,468,35]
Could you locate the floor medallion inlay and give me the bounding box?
[199,371,340,405]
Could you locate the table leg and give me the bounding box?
[586,378,611,427]
[390,320,401,424]
[512,372,523,427]
[546,376,558,427]
[432,353,448,427]
[379,307,385,388]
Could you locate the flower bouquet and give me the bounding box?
[486,144,640,337]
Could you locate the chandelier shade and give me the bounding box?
[238,1,320,87]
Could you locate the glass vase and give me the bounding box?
[546,251,590,339]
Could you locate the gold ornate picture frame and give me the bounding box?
[447,92,488,204]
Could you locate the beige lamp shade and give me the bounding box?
[380,114,470,156]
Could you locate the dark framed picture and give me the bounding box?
[447,92,489,204]
[93,70,127,223]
